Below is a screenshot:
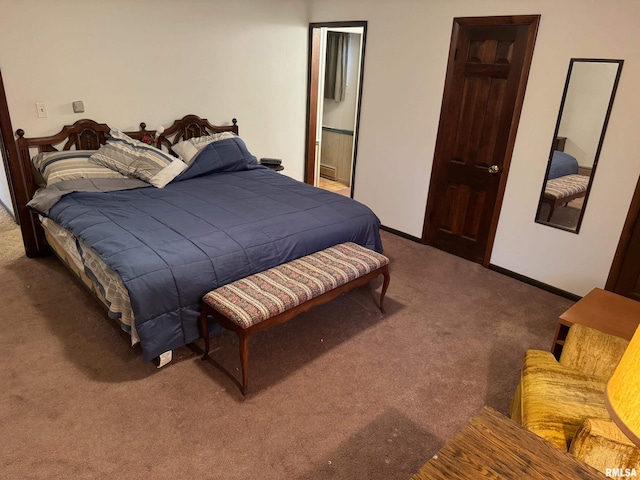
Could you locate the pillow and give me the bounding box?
[90,130,187,188]
[175,137,262,182]
[32,150,127,186]
[171,131,237,165]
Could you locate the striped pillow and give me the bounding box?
[32,150,127,186]
[89,130,187,188]
[171,132,237,164]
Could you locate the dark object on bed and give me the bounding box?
[16,115,383,363]
[260,158,284,172]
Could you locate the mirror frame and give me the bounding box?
[535,58,624,233]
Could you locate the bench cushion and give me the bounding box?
[202,242,389,329]
[544,174,589,200]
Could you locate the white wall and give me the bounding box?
[0,0,309,181]
[310,0,640,296]
[558,61,620,168]
[4,0,640,297]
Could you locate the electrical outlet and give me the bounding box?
[72,100,84,113]
[36,103,48,118]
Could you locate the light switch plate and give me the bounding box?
[36,103,47,118]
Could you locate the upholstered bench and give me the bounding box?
[541,174,590,221]
[198,242,390,395]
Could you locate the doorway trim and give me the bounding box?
[0,66,37,256]
[0,69,20,220]
[305,21,367,197]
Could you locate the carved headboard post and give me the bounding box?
[15,129,36,198]
[156,115,240,153]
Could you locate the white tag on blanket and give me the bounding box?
[157,351,172,368]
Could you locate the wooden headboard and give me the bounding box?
[157,114,238,151]
[14,114,238,257]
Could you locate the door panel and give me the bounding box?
[612,214,640,301]
[607,176,640,302]
[423,16,540,264]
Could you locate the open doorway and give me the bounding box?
[305,22,366,198]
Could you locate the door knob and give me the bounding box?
[488,165,500,174]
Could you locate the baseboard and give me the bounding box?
[380,227,581,301]
[380,225,422,243]
[488,264,581,301]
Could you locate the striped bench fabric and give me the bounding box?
[542,174,590,222]
[198,242,390,395]
[544,174,589,200]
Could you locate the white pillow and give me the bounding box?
[171,132,236,164]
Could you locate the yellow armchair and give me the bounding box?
[510,323,639,474]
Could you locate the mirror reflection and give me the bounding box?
[535,59,623,233]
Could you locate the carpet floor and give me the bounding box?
[0,223,574,479]
[0,206,22,264]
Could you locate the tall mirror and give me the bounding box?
[535,58,624,233]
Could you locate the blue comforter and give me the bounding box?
[45,138,383,361]
[548,150,578,179]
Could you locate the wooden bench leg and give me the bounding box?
[199,304,250,395]
[547,201,556,222]
[198,307,211,360]
[380,265,390,314]
[238,332,250,395]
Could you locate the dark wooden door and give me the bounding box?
[607,176,640,302]
[423,16,540,264]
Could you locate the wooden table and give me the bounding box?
[410,407,606,479]
[551,287,640,358]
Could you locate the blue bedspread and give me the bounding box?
[45,139,383,361]
[548,150,578,179]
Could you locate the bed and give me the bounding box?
[16,115,383,365]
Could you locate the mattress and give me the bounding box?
[41,217,139,345]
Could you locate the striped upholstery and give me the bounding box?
[544,174,589,200]
[32,150,126,185]
[203,242,389,329]
[89,129,186,188]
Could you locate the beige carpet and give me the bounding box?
[0,227,574,479]
[0,205,23,264]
